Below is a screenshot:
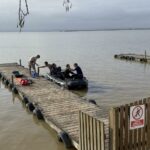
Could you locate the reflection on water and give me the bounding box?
[0,80,75,150]
[88,81,114,94]
[72,88,88,97]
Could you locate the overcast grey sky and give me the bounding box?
[0,0,150,31]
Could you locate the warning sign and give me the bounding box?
[130,105,145,130]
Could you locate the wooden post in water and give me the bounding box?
[29,66,31,75]
[19,59,22,66]
[145,50,147,59]
[11,75,14,85]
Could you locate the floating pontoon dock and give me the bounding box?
[0,63,109,150]
[1,62,150,150]
[114,53,150,63]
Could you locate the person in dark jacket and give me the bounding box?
[50,63,58,76]
[63,64,74,79]
[72,63,83,79]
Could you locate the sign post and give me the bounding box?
[130,105,145,130]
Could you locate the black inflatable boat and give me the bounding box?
[46,74,88,90]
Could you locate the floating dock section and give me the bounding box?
[114,53,150,63]
[0,63,109,150]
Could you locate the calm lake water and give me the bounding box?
[1,30,150,149]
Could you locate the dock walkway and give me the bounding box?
[0,63,109,150]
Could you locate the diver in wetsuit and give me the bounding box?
[72,63,83,79]
[64,64,74,79]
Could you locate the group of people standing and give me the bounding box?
[28,55,84,80]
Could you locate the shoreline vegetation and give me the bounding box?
[1,28,150,32]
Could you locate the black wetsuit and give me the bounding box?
[74,66,83,79]
[64,69,73,78]
[50,67,57,76]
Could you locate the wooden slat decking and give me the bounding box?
[0,63,109,149]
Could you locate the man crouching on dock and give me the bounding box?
[29,55,40,74]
